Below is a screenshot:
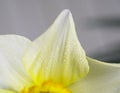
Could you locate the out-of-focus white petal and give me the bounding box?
[0,35,32,92]
[70,57,120,93]
[0,89,15,93]
[23,9,89,86]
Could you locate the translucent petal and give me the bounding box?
[23,9,89,86]
[0,35,32,92]
[70,57,120,93]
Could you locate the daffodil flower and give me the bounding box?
[0,9,120,93]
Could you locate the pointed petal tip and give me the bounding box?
[62,9,71,14]
[60,9,72,18]
[56,9,72,23]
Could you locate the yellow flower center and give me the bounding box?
[21,81,71,93]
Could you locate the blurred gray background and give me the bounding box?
[0,0,120,62]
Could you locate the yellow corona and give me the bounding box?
[21,81,71,93]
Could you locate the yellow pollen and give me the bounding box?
[21,81,71,93]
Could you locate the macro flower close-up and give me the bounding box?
[0,9,120,93]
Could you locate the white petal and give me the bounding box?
[23,9,89,86]
[0,89,15,93]
[70,57,120,93]
[0,35,32,92]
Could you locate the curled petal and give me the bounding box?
[23,9,89,86]
[70,57,120,93]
